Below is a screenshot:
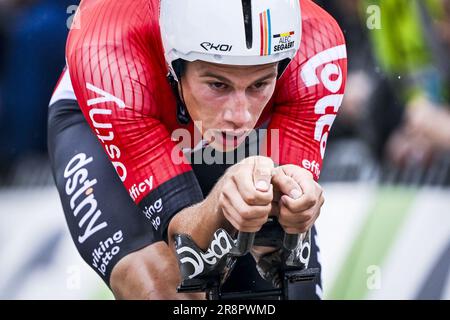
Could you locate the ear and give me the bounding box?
[177,80,183,98]
[177,77,187,105]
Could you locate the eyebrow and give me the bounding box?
[199,71,278,84]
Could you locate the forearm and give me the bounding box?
[167,184,234,250]
[168,156,275,250]
[110,242,204,300]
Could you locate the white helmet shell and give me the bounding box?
[160,0,302,80]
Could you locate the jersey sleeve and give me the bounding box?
[267,0,348,181]
[65,0,203,241]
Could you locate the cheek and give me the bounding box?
[185,88,224,121]
[251,87,276,115]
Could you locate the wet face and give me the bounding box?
[179,60,278,152]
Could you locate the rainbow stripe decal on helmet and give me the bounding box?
[259,9,272,56]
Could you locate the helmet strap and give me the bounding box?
[277,58,291,79]
[167,72,191,125]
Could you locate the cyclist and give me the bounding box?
[48,0,347,299]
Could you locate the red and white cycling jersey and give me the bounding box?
[51,0,347,237]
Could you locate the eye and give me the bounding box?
[251,82,268,90]
[209,82,229,90]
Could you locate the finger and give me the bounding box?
[248,156,274,192]
[222,204,268,232]
[281,164,314,182]
[233,158,273,205]
[271,169,302,200]
[282,174,322,213]
[278,205,311,226]
[233,173,273,206]
[279,207,320,234]
[223,190,271,221]
[280,165,317,197]
[281,193,317,213]
[278,166,319,211]
[279,211,314,234]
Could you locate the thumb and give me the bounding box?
[252,156,274,192]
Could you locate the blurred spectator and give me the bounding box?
[0,0,75,174]
[366,0,450,167]
[316,0,450,182]
[402,0,450,155]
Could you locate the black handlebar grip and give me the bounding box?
[283,233,300,251]
[234,232,255,256]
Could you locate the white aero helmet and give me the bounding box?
[160,0,302,81]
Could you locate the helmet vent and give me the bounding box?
[241,0,253,49]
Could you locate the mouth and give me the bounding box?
[215,130,249,148]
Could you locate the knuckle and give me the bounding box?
[298,224,308,233]
[230,171,240,184]
[304,210,315,221]
[256,215,267,225]
[287,176,298,186]
[256,155,274,166]
[271,166,282,175]
[243,192,257,205]
[279,221,289,231]
[317,182,323,191]
[292,221,308,233]
[222,180,233,193]
[283,200,295,212]
[261,191,273,204]
[285,164,297,172]
[224,169,235,181]
[233,214,245,228]
[304,194,317,207]
[239,206,252,220]
[275,175,289,188]
[300,167,314,178]
[218,193,226,207]
[279,213,294,226]
[316,184,323,196]
[257,205,271,218]
[277,214,288,225]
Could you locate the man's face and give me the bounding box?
[180,60,278,152]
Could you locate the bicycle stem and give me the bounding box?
[283,233,300,251]
[232,232,256,256]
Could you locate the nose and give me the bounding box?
[223,91,252,129]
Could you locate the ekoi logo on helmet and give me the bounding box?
[200,42,233,52]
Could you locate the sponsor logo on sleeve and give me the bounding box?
[86,83,128,182]
[64,153,108,244]
[300,45,347,159]
[91,230,124,277]
[128,176,154,201]
[142,198,164,231]
[302,159,321,178]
